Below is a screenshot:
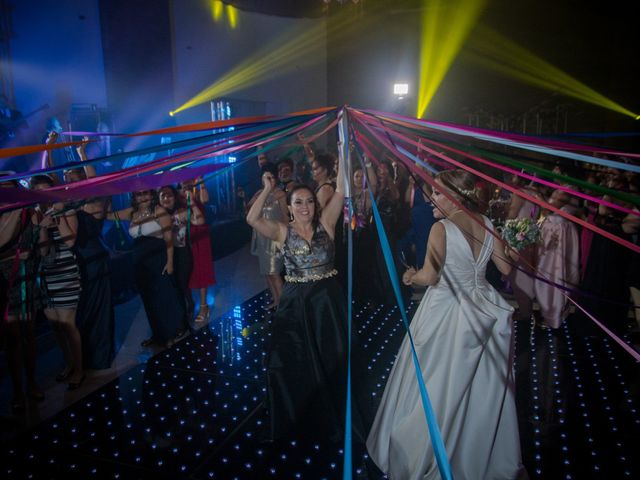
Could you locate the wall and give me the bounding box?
[10,0,107,137]
[170,0,328,127]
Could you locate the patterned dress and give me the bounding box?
[41,225,81,309]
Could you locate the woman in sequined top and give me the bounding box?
[246,149,358,443]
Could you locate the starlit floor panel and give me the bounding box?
[2,290,638,479]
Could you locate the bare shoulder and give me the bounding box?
[429,220,446,242]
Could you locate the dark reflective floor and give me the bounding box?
[2,291,639,479]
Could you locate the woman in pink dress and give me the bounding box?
[534,190,580,329]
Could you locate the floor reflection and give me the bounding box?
[2,291,639,479]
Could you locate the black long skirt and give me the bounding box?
[75,211,115,370]
[133,236,186,343]
[267,277,350,441]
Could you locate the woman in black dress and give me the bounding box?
[370,161,402,305]
[67,141,114,370]
[110,189,187,348]
[247,152,352,442]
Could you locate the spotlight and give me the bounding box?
[169,111,175,117]
[393,83,409,99]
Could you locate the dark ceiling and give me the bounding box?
[221,0,423,18]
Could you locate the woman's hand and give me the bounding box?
[39,213,53,228]
[262,172,275,192]
[46,131,58,145]
[505,245,520,262]
[76,136,89,158]
[402,267,417,286]
[162,261,174,275]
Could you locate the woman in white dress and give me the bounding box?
[366,169,527,480]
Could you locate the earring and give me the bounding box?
[289,212,294,222]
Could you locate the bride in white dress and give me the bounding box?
[366,169,527,480]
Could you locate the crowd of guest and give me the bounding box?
[2,124,638,418]
[247,142,640,340]
[0,135,217,412]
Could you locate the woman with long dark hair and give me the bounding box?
[159,185,194,325]
[68,140,114,370]
[110,189,186,347]
[247,152,352,442]
[31,174,84,389]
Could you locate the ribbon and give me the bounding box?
[0,106,338,159]
[377,123,640,218]
[350,124,453,480]
[350,107,640,362]
[3,209,28,322]
[0,113,332,211]
[338,110,353,480]
[352,110,640,255]
[360,108,640,165]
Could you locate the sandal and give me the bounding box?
[194,305,210,323]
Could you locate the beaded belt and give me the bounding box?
[284,269,338,283]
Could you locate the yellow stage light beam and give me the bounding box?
[227,4,237,29]
[466,25,638,119]
[416,0,487,119]
[172,8,378,116]
[211,0,223,21]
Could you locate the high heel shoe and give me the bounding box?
[194,305,210,323]
[67,374,86,391]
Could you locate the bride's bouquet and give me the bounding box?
[499,217,542,250]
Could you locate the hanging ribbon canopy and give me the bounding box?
[345,106,640,364]
[2,105,639,480]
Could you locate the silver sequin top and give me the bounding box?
[282,223,337,283]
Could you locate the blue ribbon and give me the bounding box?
[362,109,640,174]
[352,139,453,480]
[339,110,353,480]
[396,145,439,175]
[343,197,354,480]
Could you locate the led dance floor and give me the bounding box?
[2,291,638,479]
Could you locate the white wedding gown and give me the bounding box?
[367,217,525,480]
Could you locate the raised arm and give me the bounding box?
[246,172,287,243]
[316,183,335,210]
[298,132,315,162]
[76,137,97,179]
[320,150,345,233]
[402,221,446,287]
[363,156,377,194]
[197,177,209,204]
[44,132,61,184]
